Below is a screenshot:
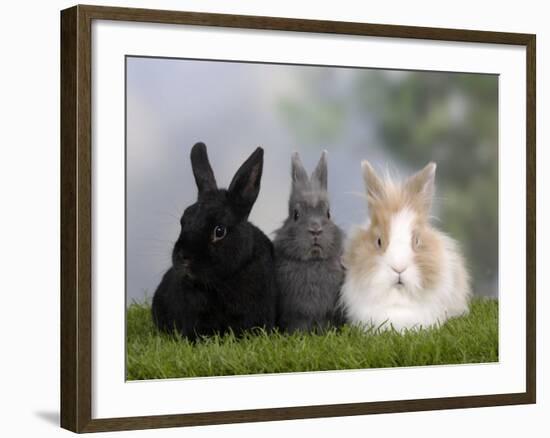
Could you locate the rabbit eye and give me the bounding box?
[376,237,382,248]
[327,209,331,220]
[293,209,300,221]
[212,225,227,242]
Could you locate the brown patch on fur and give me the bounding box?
[368,180,429,241]
[344,228,378,278]
[414,226,443,290]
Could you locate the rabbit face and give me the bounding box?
[345,161,444,297]
[285,194,342,261]
[170,142,263,284]
[274,151,343,262]
[361,207,426,295]
[172,190,253,283]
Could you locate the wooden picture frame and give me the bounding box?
[60,4,536,433]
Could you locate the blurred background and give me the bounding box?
[126,57,498,305]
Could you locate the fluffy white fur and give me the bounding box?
[341,228,470,331]
[340,162,471,332]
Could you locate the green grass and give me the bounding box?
[126,298,498,380]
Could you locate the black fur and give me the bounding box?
[152,142,278,341]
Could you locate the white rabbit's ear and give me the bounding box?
[406,162,437,213]
[310,150,328,192]
[361,160,384,206]
[291,152,309,187]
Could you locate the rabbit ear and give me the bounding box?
[228,147,264,218]
[310,150,328,192]
[190,142,217,194]
[406,162,437,213]
[291,152,309,187]
[361,160,384,206]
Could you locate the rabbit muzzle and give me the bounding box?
[174,254,195,279]
[172,237,198,280]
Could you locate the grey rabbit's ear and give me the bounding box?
[361,160,384,207]
[310,150,328,192]
[406,162,437,213]
[228,147,264,219]
[291,152,309,187]
[190,142,217,194]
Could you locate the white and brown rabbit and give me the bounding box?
[273,151,345,333]
[340,161,471,331]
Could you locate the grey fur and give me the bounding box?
[273,151,345,333]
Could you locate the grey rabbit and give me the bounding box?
[273,151,345,333]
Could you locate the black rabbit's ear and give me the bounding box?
[190,142,217,194]
[228,147,264,219]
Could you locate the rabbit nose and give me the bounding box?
[309,225,322,236]
[392,266,407,274]
[175,252,191,266]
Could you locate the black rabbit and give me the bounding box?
[152,142,278,341]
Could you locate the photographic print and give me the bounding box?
[125,57,499,380]
[61,6,534,431]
